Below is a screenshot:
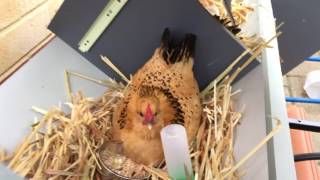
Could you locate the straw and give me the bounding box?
[100,55,130,83]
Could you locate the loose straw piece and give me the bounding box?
[64,71,72,101]
[199,121,212,178]
[201,47,250,96]
[100,55,130,83]
[276,22,285,31]
[83,136,102,170]
[201,31,282,96]
[228,31,282,84]
[31,106,48,115]
[67,71,108,86]
[0,149,8,162]
[213,80,218,139]
[215,49,250,84]
[65,70,123,92]
[222,119,282,179]
[143,165,169,180]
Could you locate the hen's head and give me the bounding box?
[136,96,159,130]
[128,86,174,132]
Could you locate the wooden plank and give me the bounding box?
[0,0,63,30]
[0,0,45,29]
[0,33,55,84]
[0,10,51,75]
[0,0,63,77]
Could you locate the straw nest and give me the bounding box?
[199,0,264,49]
[0,34,282,179]
[199,0,253,26]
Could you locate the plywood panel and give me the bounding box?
[49,0,257,89]
[0,0,63,76]
[0,0,44,29]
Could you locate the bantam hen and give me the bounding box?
[112,28,202,166]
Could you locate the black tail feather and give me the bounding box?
[160,28,196,64]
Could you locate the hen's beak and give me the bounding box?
[143,118,154,130]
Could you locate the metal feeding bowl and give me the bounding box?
[97,141,150,180]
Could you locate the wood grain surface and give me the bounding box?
[0,0,63,78]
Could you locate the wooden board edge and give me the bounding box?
[0,33,55,84]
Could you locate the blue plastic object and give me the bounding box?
[286,97,320,104]
[306,57,320,62]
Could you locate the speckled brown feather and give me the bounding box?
[112,29,202,166]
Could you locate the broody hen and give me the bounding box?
[112,29,202,166]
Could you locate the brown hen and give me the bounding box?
[112,28,202,166]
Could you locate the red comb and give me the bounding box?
[144,104,154,123]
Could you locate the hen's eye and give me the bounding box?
[154,112,158,116]
[139,112,144,117]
